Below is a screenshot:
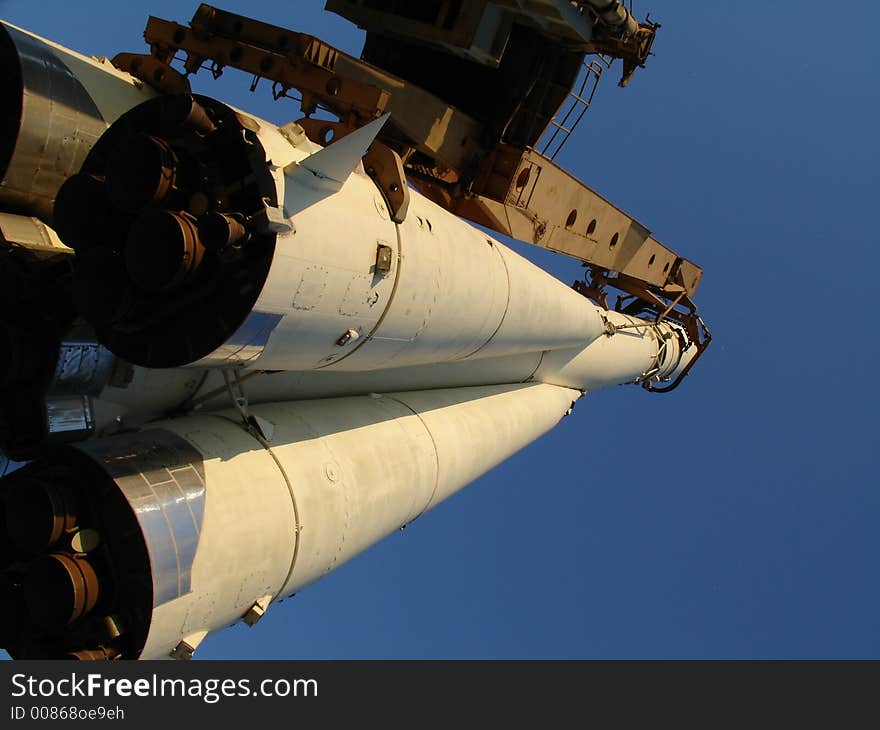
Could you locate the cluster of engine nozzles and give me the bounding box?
[0,474,107,646]
[54,96,247,295]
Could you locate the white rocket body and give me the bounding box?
[0,21,699,660]
[207,119,602,372]
[92,383,580,659]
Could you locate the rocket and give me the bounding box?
[0,14,704,659]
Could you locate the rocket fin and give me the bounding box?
[290,113,390,191]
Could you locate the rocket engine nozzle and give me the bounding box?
[125,209,206,292]
[0,445,154,659]
[23,552,101,628]
[4,477,78,555]
[105,134,180,213]
[54,94,278,368]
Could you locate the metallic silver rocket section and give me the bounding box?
[74,430,206,607]
[46,396,94,436]
[0,22,106,220]
[50,341,116,397]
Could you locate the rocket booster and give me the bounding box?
[0,19,703,659]
[0,21,156,221]
[52,91,644,373]
[2,383,580,659]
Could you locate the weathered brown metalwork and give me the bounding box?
[111,53,191,95]
[126,4,703,308]
[326,0,494,55]
[362,142,410,224]
[150,6,487,177]
[572,279,608,310]
[295,117,354,149]
[574,265,711,393]
[583,15,660,88]
[410,144,702,296]
[293,117,410,223]
[142,14,389,126]
[317,54,485,175]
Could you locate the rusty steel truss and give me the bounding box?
[111,2,709,388]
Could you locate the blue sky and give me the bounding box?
[1,1,877,658]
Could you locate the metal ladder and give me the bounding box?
[539,55,611,160]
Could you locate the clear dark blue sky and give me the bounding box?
[1,1,877,659]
